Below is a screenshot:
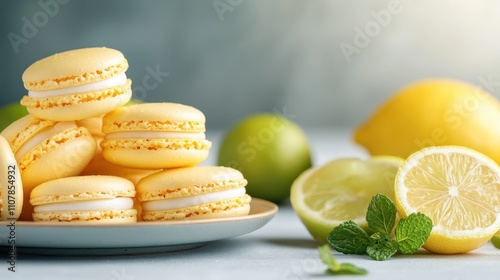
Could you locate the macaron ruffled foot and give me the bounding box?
[137,166,251,221]
[30,175,137,223]
[100,102,212,169]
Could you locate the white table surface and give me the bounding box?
[2,128,500,280]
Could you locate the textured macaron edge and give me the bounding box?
[141,195,251,221]
[102,103,206,133]
[17,127,94,172]
[138,178,248,201]
[137,166,247,201]
[22,47,129,91]
[100,138,211,152]
[103,120,206,133]
[30,175,136,206]
[32,209,137,223]
[20,79,132,109]
[0,115,57,154]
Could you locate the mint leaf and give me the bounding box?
[395,212,433,254]
[327,221,371,255]
[330,263,368,275]
[366,232,399,261]
[318,245,368,275]
[318,244,340,271]
[366,193,397,235]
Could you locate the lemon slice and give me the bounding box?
[395,146,500,254]
[290,156,403,244]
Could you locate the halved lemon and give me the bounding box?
[395,146,500,254]
[290,156,403,244]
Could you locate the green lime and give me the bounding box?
[492,231,500,249]
[126,98,143,106]
[0,103,29,131]
[217,113,312,204]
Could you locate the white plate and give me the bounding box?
[0,198,277,255]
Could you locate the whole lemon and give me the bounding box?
[354,79,500,164]
[217,114,312,204]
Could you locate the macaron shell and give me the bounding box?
[141,195,251,221]
[21,82,132,121]
[17,133,96,221]
[0,135,23,221]
[23,47,128,91]
[102,103,206,133]
[137,166,247,201]
[101,139,211,169]
[76,116,105,137]
[32,209,137,223]
[18,127,96,183]
[80,152,158,185]
[30,175,136,206]
[0,115,57,154]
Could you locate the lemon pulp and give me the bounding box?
[291,156,403,244]
[395,146,500,254]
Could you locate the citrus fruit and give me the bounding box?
[0,102,29,131]
[492,231,500,248]
[126,98,143,106]
[395,146,500,254]
[492,231,500,249]
[354,79,500,165]
[217,113,312,204]
[290,156,403,244]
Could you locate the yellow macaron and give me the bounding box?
[0,135,23,221]
[1,115,96,220]
[75,115,105,138]
[137,166,252,221]
[80,136,159,185]
[30,175,137,223]
[100,102,212,169]
[21,47,132,121]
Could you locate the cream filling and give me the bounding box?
[105,131,206,140]
[142,188,246,211]
[15,121,78,160]
[33,197,134,213]
[28,73,127,98]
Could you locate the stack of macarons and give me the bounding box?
[0,47,252,223]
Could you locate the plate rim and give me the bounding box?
[0,198,278,228]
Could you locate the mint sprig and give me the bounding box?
[327,194,433,261]
[318,244,367,275]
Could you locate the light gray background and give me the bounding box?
[2,0,500,129]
